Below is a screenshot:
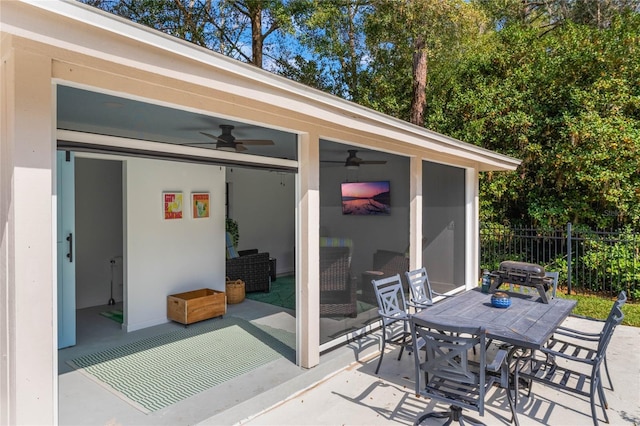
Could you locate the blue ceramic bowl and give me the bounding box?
[491,292,511,308]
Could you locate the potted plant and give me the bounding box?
[226,217,239,248]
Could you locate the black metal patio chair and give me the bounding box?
[514,291,625,426]
[554,290,627,391]
[410,317,518,426]
[371,274,420,375]
[405,267,453,312]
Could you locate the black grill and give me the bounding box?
[489,261,554,303]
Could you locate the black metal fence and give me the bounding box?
[480,223,639,300]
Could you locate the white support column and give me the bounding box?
[0,45,56,424]
[466,167,480,289]
[296,132,320,368]
[409,157,423,271]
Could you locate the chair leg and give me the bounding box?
[375,329,387,375]
[603,355,614,391]
[590,377,601,426]
[397,332,407,361]
[505,372,520,426]
[513,359,520,409]
[374,351,384,375]
[596,375,609,423]
[597,373,609,410]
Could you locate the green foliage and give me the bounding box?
[225,217,239,247]
[364,0,488,122]
[84,0,303,66]
[426,12,640,229]
[479,223,522,271]
[286,0,374,101]
[580,226,640,295]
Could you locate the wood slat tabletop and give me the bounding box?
[412,288,577,349]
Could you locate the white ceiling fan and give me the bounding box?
[188,124,275,152]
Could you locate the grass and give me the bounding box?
[555,289,639,327]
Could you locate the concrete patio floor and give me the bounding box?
[59,303,639,426]
[203,315,640,426]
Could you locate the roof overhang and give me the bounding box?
[2,0,521,172]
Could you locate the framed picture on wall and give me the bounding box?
[163,191,183,220]
[192,192,210,219]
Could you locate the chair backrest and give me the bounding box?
[596,291,626,358]
[410,317,489,415]
[371,274,408,324]
[320,237,353,261]
[545,271,559,297]
[319,246,351,292]
[372,250,409,278]
[405,267,433,307]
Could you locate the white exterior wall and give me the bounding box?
[1,45,56,425]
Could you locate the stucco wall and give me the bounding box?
[124,158,225,332]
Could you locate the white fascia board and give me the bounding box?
[18,0,520,171]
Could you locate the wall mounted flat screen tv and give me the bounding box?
[341,181,390,215]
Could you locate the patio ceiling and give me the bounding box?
[57,85,400,167]
[57,85,299,161]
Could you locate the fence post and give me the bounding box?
[567,222,572,295]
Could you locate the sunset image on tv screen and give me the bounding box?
[341,181,390,215]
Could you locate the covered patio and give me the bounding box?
[1,2,542,425]
[57,304,639,425]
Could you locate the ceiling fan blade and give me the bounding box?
[200,131,224,142]
[236,139,274,145]
[235,144,248,152]
[360,160,387,165]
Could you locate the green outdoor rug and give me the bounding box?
[246,275,377,315]
[67,317,295,413]
[99,309,123,324]
[246,275,296,310]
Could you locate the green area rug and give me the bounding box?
[68,317,294,413]
[99,309,123,324]
[246,275,377,315]
[246,275,296,310]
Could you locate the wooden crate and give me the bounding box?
[167,288,226,325]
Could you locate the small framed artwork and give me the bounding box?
[163,191,183,220]
[192,192,210,219]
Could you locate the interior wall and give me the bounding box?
[319,155,410,276]
[125,158,225,332]
[227,168,296,275]
[75,158,123,309]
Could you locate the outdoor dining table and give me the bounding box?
[412,287,576,350]
[411,286,577,421]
